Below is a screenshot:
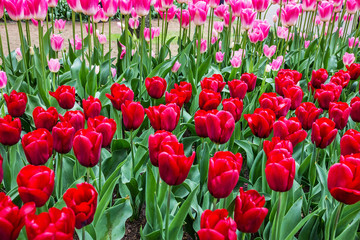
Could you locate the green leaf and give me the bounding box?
[335,219,359,240]
[280,197,302,239]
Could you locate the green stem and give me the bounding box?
[17,21,30,90]
[130,130,135,179]
[3,13,13,72]
[212,197,217,210]
[179,4,183,52]
[99,154,102,193]
[51,8,54,34]
[165,185,171,240]
[72,11,76,49]
[80,14,85,60]
[125,15,129,67]
[82,227,85,240]
[331,203,344,240]
[46,11,49,30]
[57,153,63,198]
[0,34,6,70]
[149,11,152,62]
[87,167,90,183]
[109,17,112,80]
[52,72,56,91]
[140,17,146,98]
[25,20,31,46]
[195,26,201,83]
[88,17,92,66]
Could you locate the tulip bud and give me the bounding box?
[88,116,117,148]
[0,115,22,146]
[33,106,59,131]
[4,90,27,117]
[73,129,103,167]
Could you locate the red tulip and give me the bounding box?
[346,63,360,80]
[121,100,144,130]
[311,117,338,149]
[199,89,222,110]
[25,207,75,240]
[145,103,180,132]
[200,74,226,93]
[314,83,342,110]
[194,109,218,138]
[17,165,55,207]
[273,117,307,147]
[0,192,36,240]
[148,130,178,167]
[145,76,167,99]
[329,102,351,130]
[240,72,257,92]
[21,129,53,165]
[4,90,27,117]
[73,129,103,167]
[275,74,296,96]
[330,70,351,88]
[263,137,293,159]
[308,68,328,90]
[234,187,268,233]
[49,85,76,110]
[228,79,248,100]
[340,129,360,156]
[59,110,85,132]
[244,108,276,138]
[265,151,295,192]
[87,116,116,148]
[277,69,302,83]
[82,95,102,119]
[174,81,192,103]
[197,209,237,240]
[165,89,187,108]
[158,141,195,185]
[208,151,243,198]
[259,92,291,118]
[105,83,134,110]
[350,97,360,122]
[295,102,323,130]
[32,106,58,131]
[222,98,243,122]
[52,121,76,154]
[63,182,98,229]
[283,85,304,110]
[206,110,235,144]
[0,115,21,146]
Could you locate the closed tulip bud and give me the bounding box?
[346,63,360,80]
[263,137,293,159]
[330,70,351,88]
[48,58,60,73]
[283,85,304,110]
[197,209,237,240]
[22,129,53,165]
[206,110,235,144]
[201,74,226,93]
[0,115,22,146]
[295,102,323,130]
[4,90,27,117]
[265,151,295,192]
[234,187,268,233]
[228,79,248,99]
[199,89,222,111]
[73,129,103,167]
[148,130,178,167]
[121,101,145,130]
[165,89,187,108]
[0,71,8,89]
[82,96,102,120]
[259,92,291,118]
[145,103,180,132]
[340,129,360,156]
[252,0,270,12]
[314,83,342,110]
[145,76,167,99]
[174,82,192,103]
[87,116,116,148]
[106,83,134,111]
[0,192,36,240]
[25,207,75,240]
[328,154,360,204]
[52,122,76,154]
[189,1,209,26]
[273,117,307,147]
[241,8,256,30]
[230,55,242,68]
[32,106,58,131]
[171,61,181,73]
[175,9,190,28]
[49,85,76,110]
[329,102,351,130]
[63,182,98,229]
[351,97,360,122]
[208,151,243,198]
[50,34,64,52]
[318,1,334,22]
[222,98,243,122]
[244,108,276,138]
[311,117,338,149]
[17,165,55,207]
[215,51,224,63]
[158,141,195,185]
[59,110,85,132]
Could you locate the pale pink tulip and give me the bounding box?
[54,19,66,31]
[304,40,310,48]
[333,0,343,7]
[349,37,359,48]
[111,68,117,78]
[161,0,173,9]
[189,1,209,26]
[263,44,276,58]
[153,27,161,37]
[50,34,64,52]
[196,39,207,53]
[270,56,283,71]
[215,52,224,63]
[277,26,288,39]
[98,34,107,44]
[80,0,99,16]
[133,0,151,16]
[48,58,60,73]
[94,7,108,23]
[15,47,22,57]
[70,34,82,50]
[241,8,256,30]
[214,21,224,33]
[0,71,7,89]
[346,0,357,14]
[318,1,334,22]
[171,61,181,73]
[230,55,242,68]
[129,17,139,29]
[119,0,132,15]
[209,0,220,8]
[144,27,155,42]
[343,52,355,66]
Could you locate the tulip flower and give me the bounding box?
[52,121,76,154]
[277,69,302,83]
[194,109,217,138]
[146,104,180,132]
[263,137,293,159]
[73,129,103,167]
[4,90,27,117]
[67,0,82,13]
[244,108,276,138]
[0,71,7,89]
[189,1,209,26]
[59,110,85,132]
[273,117,307,147]
[330,70,351,88]
[343,52,355,66]
[106,83,134,111]
[295,102,323,130]
[50,34,64,52]
[158,6,176,21]
[311,117,338,149]
[201,74,226,93]
[82,96,102,120]
[0,115,22,146]
[22,129,53,165]
[48,58,60,73]
[121,101,145,130]
[70,34,83,50]
[241,8,256,30]
[87,116,116,148]
[340,129,360,156]
[222,98,244,122]
[263,44,276,59]
[302,0,316,11]
[25,207,75,240]
[283,85,304,110]
[214,21,224,33]
[54,19,66,31]
[148,130,178,167]
[63,182,98,229]
[281,4,301,27]
[275,74,296,96]
[174,82,192,103]
[0,192,36,240]
[350,97,360,122]
[129,17,139,29]
[214,5,227,20]
[328,154,360,204]
[270,56,284,71]
[318,1,334,22]
[224,9,236,27]
[32,0,48,21]
[0,154,2,183]
[304,40,310,48]
[158,141,195,185]
[208,151,243,198]
[145,76,167,99]
[206,110,235,144]
[32,106,59,131]
[308,68,329,91]
[314,83,342,110]
[133,0,151,16]
[234,187,268,233]
[197,209,237,240]
[171,61,181,73]
[101,0,118,17]
[80,0,97,16]
[17,165,54,207]
[49,85,76,110]
[199,89,222,111]
[346,63,360,80]
[259,92,291,118]
[98,34,107,44]
[251,0,270,12]
[228,79,248,100]
[215,51,224,63]
[329,102,351,130]
[165,90,187,108]
[230,55,242,68]
[346,0,357,14]
[4,0,24,21]
[348,37,359,49]
[175,9,190,28]
[119,0,132,15]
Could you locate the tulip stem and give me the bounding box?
[99,154,102,194]
[130,130,135,179]
[57,153,63,199]
[307,145,318,214]
[212,197,217,210]
[87,168,90,183]
[72,11,76,51]
[331,203,344,240]
[82,227,85,240]
[79,14,85,60]
[195,26,202,84]
[3,13,13,72]
[165,185,171,240]
[25,20,31,46]
[17,21,30,91]
[51,8,54,34]
[88,17,92,67]
[109,17,112,81]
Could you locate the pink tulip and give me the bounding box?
[48,0,58,8]
[211,36,218,45]
[252,0,270,12]
[98,34,107,44]
[214,5,227,20]
[302,0,316,11]
[70,34,82,50]
[196,39,208,53]
[158,6,176,21]
[0,0,3,19]
[153,27,161,37]
[240,8,256,30]
[133,0,151,16]
[304,40,310,48]
[67,0,82,13]
[209,0,220,8]
[15,47,22,57]
[171,61,181,73]
[277,26,288,39]
[48,58,60,73]
[50,34,64,52]
[318,1,334,22]
[119,0,132,15]
[263,44,276,58]
[216,52,224,63]
[348,37,359,49]
[54,19,66,31]
[23,0,34,20]
[102,0,118,17]
[144,28,154,42]
[281,4,301,27]
[175,9,190,28]
[4,0,24,21]
[80,0,98,16]
[120,42,126,59]
[249,28,263,43]
[239,0,253,9]
[94,7,108,23]
[0,71,7,89]
[111,68,117,78]
[346,0,357,14]
[230,0,243,17]
[224,10,236,27]
[33,0,48,21]
[189,1,209,26]
[270,56,283,71]
[333,0,343,7]
[214,21,224,33]
[343,52,355,66]
[230,56,242,68]
[161,0,173,9]
[252,19,270,41]
[85,23,93,34]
